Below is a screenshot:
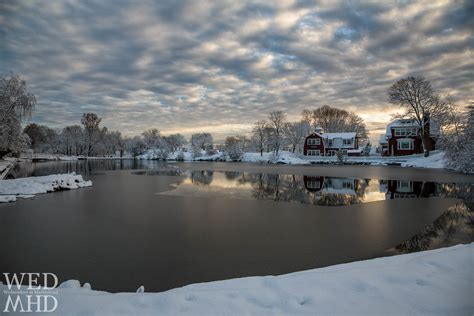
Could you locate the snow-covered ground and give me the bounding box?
[0,173,92,203]
[1,243,471,315]
[242,152,310,164]
[400,151,446,169]
[242,151,448,169]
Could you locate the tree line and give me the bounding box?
[1,73,471,172]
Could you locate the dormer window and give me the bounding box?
[342,138,352,145]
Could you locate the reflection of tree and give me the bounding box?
[224,171,241,181]
[190,170,214,186]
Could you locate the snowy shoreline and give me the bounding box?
[0,173,92,203]
[1,243,472,315]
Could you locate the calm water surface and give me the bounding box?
[0,160,472,292]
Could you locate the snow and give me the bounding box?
[242,152,310,164]
[1,243,471,315]
[400,151,446,169]
[0,173,92,203]
[322,132,357,139]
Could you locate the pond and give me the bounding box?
[0,160,472,292]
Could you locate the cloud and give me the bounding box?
[0,0,472,143]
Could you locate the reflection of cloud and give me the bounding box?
[1,1,472,143]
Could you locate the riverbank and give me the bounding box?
[2,243,471,315]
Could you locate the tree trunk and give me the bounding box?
[292,145,296,153]
[420,126,430,157]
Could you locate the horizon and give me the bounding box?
[1,0,472,144]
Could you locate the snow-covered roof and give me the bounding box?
[323,132,357,139]
[386,119,419,135]
[379,134,388,144]
[385,118,440,136]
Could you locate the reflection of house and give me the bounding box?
[303,176,359,195]
[386,180,436,199]
[304,126,361,156]
[384,118,438,156]
[303,176,325,192]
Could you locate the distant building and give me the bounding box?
[303,126,361,156]
[384,117,438,156]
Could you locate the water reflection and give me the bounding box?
[158,171,467,207]
[9,160,170,178]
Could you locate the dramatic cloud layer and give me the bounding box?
[1,0,472,142]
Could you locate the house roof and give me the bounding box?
[385,118,440,136]
[323,132,357,139]
[306,132,357,139]
[386,119,419,135]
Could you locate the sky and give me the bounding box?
[1,0,472,144]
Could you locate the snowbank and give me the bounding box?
[400,151,446,169]
[242,152,310,164]
[2,243,471,315]
[0,173,92,203]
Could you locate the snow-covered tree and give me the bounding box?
[268,111,287,155]
[388,76,451,156]
[191,133,213,153]
[164,133,186,152]
[224,136,244,161]
[444,105,473,173]
[126,136,147,156]
[283,122,306,153]
[0,74,36,157]
[142,128,161,148]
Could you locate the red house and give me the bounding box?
[384,119,438,156]
[303,127,361,156]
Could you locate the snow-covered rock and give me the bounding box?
[2,243,470,315]
[0,173,92,203]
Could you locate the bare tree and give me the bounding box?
[224,136,244,161]
[268,111,287,155]
[283,122,306,153]
[252,120,268,156]
[0,74,36,157]
[301,105,368,140]
[81,112,104,156]
[388,76,450,156]
[164,133,186,152]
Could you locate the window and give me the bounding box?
[342,138,352,145]
[307,149,320,156]
[307,138,320,145]
[397,181,413,192]
[397,139,414,150]
[327,139,333,147]
[342,181,354,189]
[327,150,337,156]
[394,128,418,136]
[306,180,321,189]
